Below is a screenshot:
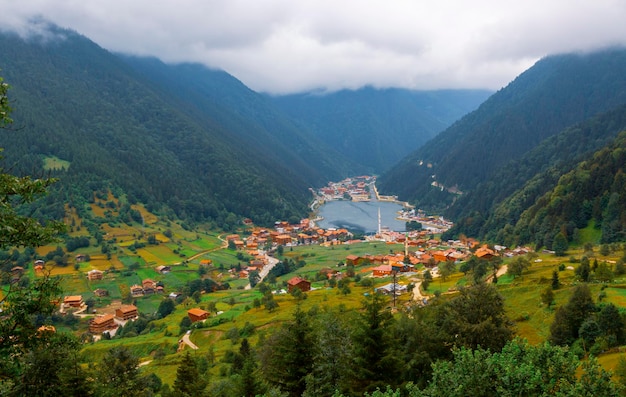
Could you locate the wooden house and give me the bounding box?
[115,305,139,321]
[372,265,393,277]
[87,269,103,281]
[142,279,157,295]
[187,308,210,323]
[63,295,84,308]
[130,284,144,297]
[156,265,171,274]
[89,314,116,334]
[287,276,311,293]
[275,234,292,246]
[475,246,496,260]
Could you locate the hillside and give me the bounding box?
[0,25,357,228]
[270,87,491,173]
[378,48,626,213]
[447,105,626,245]
[509,130,626,248]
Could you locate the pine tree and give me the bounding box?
[353,292,400,393]
[173,351,207,397]
[258,306,313,396]
[552,270,560,289]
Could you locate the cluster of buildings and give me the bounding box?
[397,208,454,234]
[130,279,164,297]
[61,295,139,335]
[347,237,532,278]
[230,221,357,251]
[316,175,376,202]
[88,305,139,334]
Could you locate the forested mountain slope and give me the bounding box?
[270,87,491,173]
[119,57,360,181]
[445,105,626,245]
[512,130,626,249]
[379,48,626,212]
[0,25,355,227]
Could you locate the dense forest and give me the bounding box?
[445,105,626,246]
[270,87,491,173]
[379,48,626,215]
[0,26,351,229]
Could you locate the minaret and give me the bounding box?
[404,232,409,258]
[377,207,381,236]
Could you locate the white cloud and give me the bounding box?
[2,0,626,94]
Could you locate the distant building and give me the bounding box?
[156,265,171,274]
[115,305,139,321]
[187,308,210,323]
[130,284,144,297]
[287,276,311,293]
[375,283,408,295]
[93,288,109,297]
[89,314,116,334]
[372,265,393,277]
[63,295,84,308]
[87,269,103,281]
[142,279,157,295]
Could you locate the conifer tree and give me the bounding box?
[173,351,207,397]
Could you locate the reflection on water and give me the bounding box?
[316,200,406,233]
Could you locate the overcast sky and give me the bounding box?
[3,0,626,94]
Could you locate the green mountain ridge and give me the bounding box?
[270,87,491,173]
[379,48,626,214]
[0,25,353,228]
[512,130,626,248]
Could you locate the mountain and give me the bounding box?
[448,105,626,246]
[0,25,358,228]
[379,48,626,217]
[511,129,626,248]
[270,87,491,173]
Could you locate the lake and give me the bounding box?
[315,200,406,233]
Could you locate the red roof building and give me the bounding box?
[89,314,116,334]
[287,276,311,293]
[372,265,393,277]
[115,305,139,321]
[187,308,210,323]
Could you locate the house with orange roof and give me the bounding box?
[275,234,293,246]
[188,308,210,323]
[372,265,393,277]
[142,279,157,295]
[116,305,138,320]
[89,314,117,334]
[226,234,240,242]
[345,255,363,266]
[130,284,144,297]
[476,246,496,260]
[431,251,448,263]
[63,295,84,308]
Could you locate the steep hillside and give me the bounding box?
[379,48,626,212]
[446,105,626,244]
[511,130,626,248]
[0,25,354,227]
[270,87,491,173]
[119,57,360,180]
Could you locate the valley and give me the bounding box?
[1,22,626,396]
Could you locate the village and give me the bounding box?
[51,206,532,339]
